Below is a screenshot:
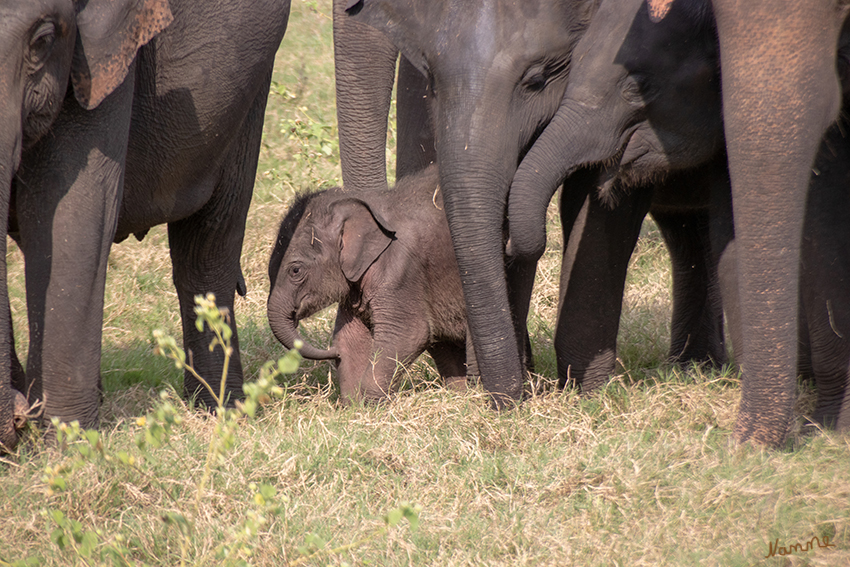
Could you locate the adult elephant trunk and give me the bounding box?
[333,0,398,191]
[432,90,528,407]
[267,300,339,361]
[509,100,626,262]
[0,111,22,450]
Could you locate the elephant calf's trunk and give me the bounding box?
[268,310,339,361]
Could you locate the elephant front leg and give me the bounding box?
[714,0,845,446]
[15,77,135,429]
[555,180,652,391]
[333,302,428,402]
[166,80,270,408]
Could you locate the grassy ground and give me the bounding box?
[1,1,848,565]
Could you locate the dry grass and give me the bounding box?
[1,1,848,565]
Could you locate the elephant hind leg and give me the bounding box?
[652,207,727,367]
[427,341,468,391]
[798,116,850,431]
[167,74,272,408]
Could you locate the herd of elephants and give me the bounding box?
[0,0,849,451]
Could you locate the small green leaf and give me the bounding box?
[304,532,326,550]
[84,430,99,446]
[79,531,98,558]
[386,507,404,527]
[49,528,67,550]
[259,484,276,500]
[277,353,301,375]
[404,506,420,532]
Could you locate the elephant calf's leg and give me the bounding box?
[428,341,468,391]
[332,305,376,402]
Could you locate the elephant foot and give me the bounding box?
[13,389,34,431]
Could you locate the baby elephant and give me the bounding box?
[267,165,469,402]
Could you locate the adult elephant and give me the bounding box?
[508,0,729,391]
[0,0,291,448]
[335,0,728,403]
[335,0,597,405]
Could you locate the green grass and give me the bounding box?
[1,1,849,565]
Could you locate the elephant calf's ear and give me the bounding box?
[335,200,395,282]
[72,0,174,109]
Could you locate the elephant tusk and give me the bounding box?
[432,184,443,211]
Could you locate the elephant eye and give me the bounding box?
[288,264,304,280]
[521,64,548,92]
[521,59,568,93]
[28,20,57,68]
[620,73,653,105]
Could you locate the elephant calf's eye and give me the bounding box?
[288,264,304,280]
[520,59,568,94]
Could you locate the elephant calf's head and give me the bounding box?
[267,188,395,360]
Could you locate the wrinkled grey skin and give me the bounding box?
[509,0,727,391]
[333,0,435,190]
[0,0,290,447]
[268,166,468,401]
[515,0,850,444]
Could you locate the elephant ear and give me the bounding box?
[345,0,431,77]
[332,198,396,283]
[71,0,174,110]
[646,0,674,22]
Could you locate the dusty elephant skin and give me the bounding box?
[706,0,850,446]
[0,0,291,448]
[335,0,729,407]
[515,0,850,444]
[268,166,469,402]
